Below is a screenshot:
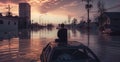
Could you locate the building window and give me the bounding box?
[14,22,16,25]
[8,21,10,25]
[0,20,3,24]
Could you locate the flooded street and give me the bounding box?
[0,28,120,62]
[0,0,120,62]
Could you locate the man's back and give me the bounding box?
[57,28,67,43]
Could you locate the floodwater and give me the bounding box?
[0,28,120,62]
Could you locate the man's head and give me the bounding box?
[61,23,64,28]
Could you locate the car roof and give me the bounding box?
[48,41,87,50]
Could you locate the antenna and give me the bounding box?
[8,0,11,12]
[6,0,12,16]
[8,5,11,12]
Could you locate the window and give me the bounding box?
[14,22,16,25]
[8,21,10,25]
[0,20,3,24]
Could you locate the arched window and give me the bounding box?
[0,20,3,24]
[14,22,16,25]
[8,21,10,25]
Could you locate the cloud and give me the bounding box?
[0,0,84,14]
[39,0,83,13]
[1,0,119,19]
[0,0,26,4]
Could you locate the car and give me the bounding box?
[40,41,100,62]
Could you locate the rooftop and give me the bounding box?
[104,12,120,18]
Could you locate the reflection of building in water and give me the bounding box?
[0,31,19,62]
[18,29,31,39]
[0,30,18,41]
[18,29,31,54]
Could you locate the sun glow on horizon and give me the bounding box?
[31,13,68,24]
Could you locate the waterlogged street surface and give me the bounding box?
[0,28,120,62]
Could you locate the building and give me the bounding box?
[0,13,18,32]
[19,3,31,29]
[98,12,120,34]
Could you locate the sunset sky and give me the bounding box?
[0,0,120,24]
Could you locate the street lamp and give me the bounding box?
[83,0,93,46]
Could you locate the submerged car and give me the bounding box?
[40,41,100,62]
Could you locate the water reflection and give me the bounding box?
[0,28,120,62]
[0,31,18,41]
[0,33,19,62]
[18,29,31,61]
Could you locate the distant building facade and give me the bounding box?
[99,12,120,33]
[0,13,18,31]
[19,3,31,29]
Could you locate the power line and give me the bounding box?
[106,4,120,10]
[90,4,120,13]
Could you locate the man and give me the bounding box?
[56,24,68,44]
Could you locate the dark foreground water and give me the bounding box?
[0,28,120,62]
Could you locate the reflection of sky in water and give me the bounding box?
[0,29,120,62]
[31,28,58,40]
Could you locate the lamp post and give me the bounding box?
[83,0,93,46]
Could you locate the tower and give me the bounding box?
[19,3,31,29]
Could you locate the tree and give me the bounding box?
[97,0,106,27]
[72,18,77,25]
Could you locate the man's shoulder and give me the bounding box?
[59,28,67,31]
[61,28,67,30]
[62,28,67,29]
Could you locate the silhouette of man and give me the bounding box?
[56,24,68,44]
